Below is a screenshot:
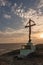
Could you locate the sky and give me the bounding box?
[0,0,43,44]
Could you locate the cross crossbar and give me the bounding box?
[25,24,36,28]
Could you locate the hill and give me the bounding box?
[0,44,43,65]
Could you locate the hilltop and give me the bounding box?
[0,44,43,65]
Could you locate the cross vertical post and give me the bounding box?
[29,19,31,43]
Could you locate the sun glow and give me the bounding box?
[40,33,43,38]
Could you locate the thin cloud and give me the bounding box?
[0,28,26,38]
[38,0,43,8]
[0,0,8,6]
[4,14,11,19]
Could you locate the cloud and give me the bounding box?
[0,0,8,6]
[0,0,43,32]
[0,0,43,31]
[0,27,26,38]
[10,0,42,21]
[0,0,43,43]
[10,0,43,33]
[4,14,11,19]
[37,0,43,8]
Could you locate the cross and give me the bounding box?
[25,19,36,43]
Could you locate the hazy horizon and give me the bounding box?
[0,43,43,55]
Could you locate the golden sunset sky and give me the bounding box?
[0,0,43,44]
